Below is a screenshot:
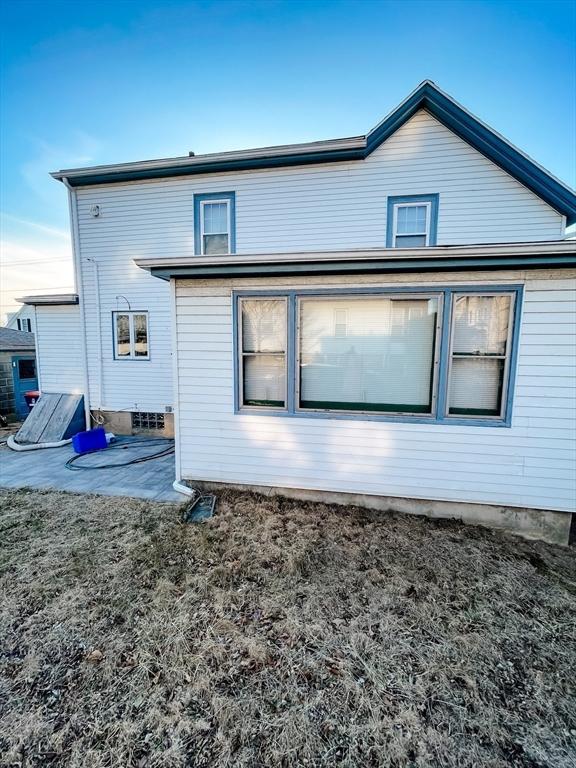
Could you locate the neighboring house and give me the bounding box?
[0,327,37,420]
[5,305,35,334]
[20,81,576,542]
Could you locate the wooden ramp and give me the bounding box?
[15,394,85,445]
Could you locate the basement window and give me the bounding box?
[132,412,165,430]
[113,311,149,359]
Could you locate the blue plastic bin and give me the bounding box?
[72,426,108,454]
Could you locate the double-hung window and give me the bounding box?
[235,287,520,426]
[387,194,439,247]
[239,298,287,408]
[194,192,236,255]
[17,318,32,332]
[447,294,514,418]
[113,311,149,359]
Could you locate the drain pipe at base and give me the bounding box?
[7,435,72,451]
[173,479,196,497]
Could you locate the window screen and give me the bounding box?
[447,294,512,417]
[240,298,287,407]
[298,296,439,414]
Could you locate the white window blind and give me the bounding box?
[448,294,512,417]
[299,296,439,413]
[201,201,229,255]
[240,299,286,407]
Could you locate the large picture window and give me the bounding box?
[298,296,439,414]
[234,287,521,426]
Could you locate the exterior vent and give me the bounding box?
[131,412,165,430]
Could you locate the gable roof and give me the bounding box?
[0,326,35,351]
[52,80,576,224]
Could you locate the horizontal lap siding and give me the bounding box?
[175,272,576,512]
[36,305,83,394]
[76,110,563,412]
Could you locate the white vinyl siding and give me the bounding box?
[174,270,576,514]
[34,305,83,394]
[74,109,564,413]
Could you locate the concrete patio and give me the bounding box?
[0,437,184,502]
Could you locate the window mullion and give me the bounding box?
[435,289,453,421]
[287,294,296,414]
[129,314,135,357]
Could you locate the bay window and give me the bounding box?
[234,286,520,426]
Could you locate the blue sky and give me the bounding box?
[1,0,575,320]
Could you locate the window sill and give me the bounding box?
[235,407,511,428]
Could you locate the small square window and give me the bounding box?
[113,311,149,359]
[17,318,32,332]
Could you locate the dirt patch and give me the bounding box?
[0,487,575,767]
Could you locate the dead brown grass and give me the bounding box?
[0,487,575,768]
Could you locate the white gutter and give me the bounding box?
[134,239,576,272]
[62,177,91,430]
[50,135,366,181]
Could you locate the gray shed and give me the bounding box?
[0,327,37,421]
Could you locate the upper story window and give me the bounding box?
[194,192,236,255]
[386,194,439,248]
[113,311,149,360]
[17,318,32,332]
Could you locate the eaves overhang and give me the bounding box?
[18,293,79,306]
[135,241,576,281]
[51,81,576,225]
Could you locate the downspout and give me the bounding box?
[62,177,91,429]
[169,276,193,497]
[33,304,42,392]
[86,257,104,410]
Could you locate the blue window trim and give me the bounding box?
[193,191,236,255]
[386,194,439,248]
[233,284,523,428]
